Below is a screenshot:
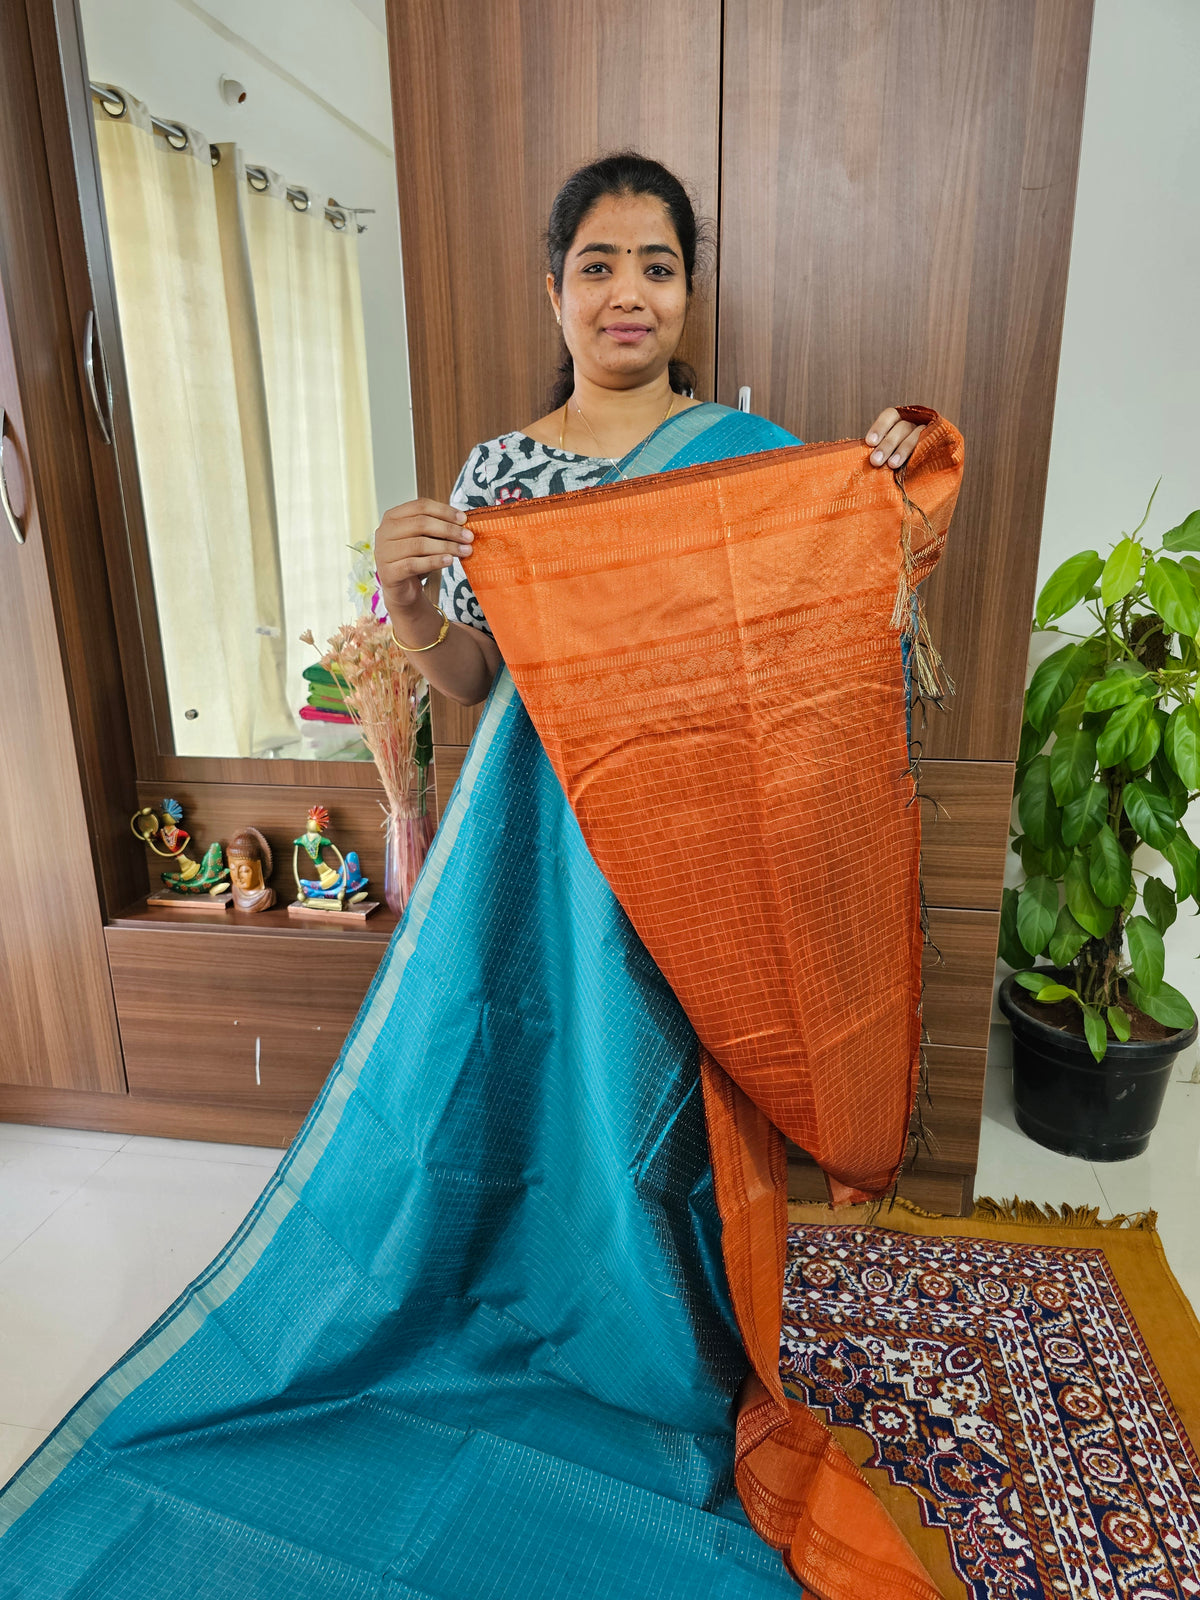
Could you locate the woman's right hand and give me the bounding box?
[374,497,473,618]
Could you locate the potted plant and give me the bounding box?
[997,490,1200,1160]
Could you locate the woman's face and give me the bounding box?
[550,193,688,390]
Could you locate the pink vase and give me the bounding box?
[382,810,434,916]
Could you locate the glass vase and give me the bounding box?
[382,808,433,917]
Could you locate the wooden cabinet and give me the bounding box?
[391,0,1092,1213]
[106,924,387,1116]
[0,111,124,1096]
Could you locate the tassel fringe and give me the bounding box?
[891,467,955,706]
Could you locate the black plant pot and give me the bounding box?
[998,974,1197,1162]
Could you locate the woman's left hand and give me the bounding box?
[864,408,924,469]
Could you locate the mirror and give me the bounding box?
[77,0,413,760]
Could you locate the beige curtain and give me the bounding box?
[242,168,378,718]
[92,91,376,756]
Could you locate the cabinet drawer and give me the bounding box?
[921,908,1000,1051]
[106,929,386,1114]
[918,761,1013,909]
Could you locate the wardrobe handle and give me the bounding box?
[0,407,23,544]
[737,385,751,413]
[83,308,113,444]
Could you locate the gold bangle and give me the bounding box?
[391,605,451,653]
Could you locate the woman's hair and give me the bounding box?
[545,151,711,411]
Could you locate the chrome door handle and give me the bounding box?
[737,385,751,413]
[0,407,23,544]
[83,307,113,444]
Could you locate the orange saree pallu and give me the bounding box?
[467,409,965,1599]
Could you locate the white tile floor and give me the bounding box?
[1,1034,1198,1486]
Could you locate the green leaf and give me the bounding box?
[1107,1005,1132,1042]
[1096,696,1151,768]
[1017,755,1060,850]
[1016,720,1045,778]
[1061,781,1109,848]
[1127,978,1197,1032]
[1126,707,1163,773]
[1065,851,1115,938]
[999,887,1034,969]
[1084,668,1152,712]
[1033,982,1074,1003]
[1025,645,1087,734]
[1121,776,1177,851]
[1164,828,1200,903]
[1019,836,1070,879]
[1142,875,1177,934]
[1152,749,1189,818]
[1048,904,1090,967]
[1125,915,1166,992]
[1082,1005,1108,1062]
[1050,728,1096,805]
[1014,968,1047,993]
[1100,538,1144,607]
[1017,876,1058,955]
[1165,704,1200,789]
[1089,824,1132,907]
[1145,555,1200,638]
[1161,508,1200,552]
[1035,552,1103,628]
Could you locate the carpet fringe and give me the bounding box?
[972,1195,1158,1231]
[805,1194,1161,1232]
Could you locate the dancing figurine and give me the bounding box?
[288,805,377,922]
[131,797,232,910]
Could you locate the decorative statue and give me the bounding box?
[131,798,232,905]
[227,827,276,913]
[289,805,375,920]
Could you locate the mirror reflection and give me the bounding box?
[79,0,413,759]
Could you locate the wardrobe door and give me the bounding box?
[718,0,1093,1212]
[0,264,124,1093]
[388,0,722,752]
[717,0,1093,765]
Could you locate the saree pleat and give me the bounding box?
[466,407,964,1598]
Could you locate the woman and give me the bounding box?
[375,153,924,694]
[0,154,942,1599]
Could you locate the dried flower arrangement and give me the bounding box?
[301,618,434,914]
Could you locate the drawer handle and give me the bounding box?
[0,407,23,544]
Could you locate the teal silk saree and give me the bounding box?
[0,406,812,1596]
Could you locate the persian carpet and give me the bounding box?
[782,1198,1200,1599]
[467,406,964,1598]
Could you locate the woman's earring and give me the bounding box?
[556,314,561,326]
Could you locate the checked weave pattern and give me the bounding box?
[468,414,965,1599]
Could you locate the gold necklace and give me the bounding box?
[559,391,676,479]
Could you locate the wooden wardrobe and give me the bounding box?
[0,0,1092,1213]
[389,0,1094,1213]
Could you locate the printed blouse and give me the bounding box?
[438,432,613,637]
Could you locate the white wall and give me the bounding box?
[79,0,416,520]
[1006,0,1200,1014]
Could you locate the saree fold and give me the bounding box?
[466,407,963,1599]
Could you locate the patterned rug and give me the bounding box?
[782,1200,1200,1600]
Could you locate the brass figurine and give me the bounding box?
[288,805,377,922]
[131,798,232,908]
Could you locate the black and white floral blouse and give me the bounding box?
[438,432,612,637]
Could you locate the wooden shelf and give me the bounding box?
[109,900,399,943]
